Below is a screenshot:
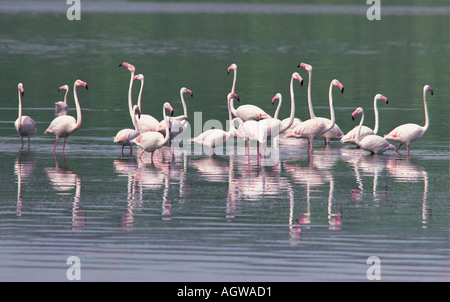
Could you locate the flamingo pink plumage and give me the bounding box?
[341,94,389,145]
[285,79,344,153]
[14,83,37,150]
[44,79,88,154]
[114,105,141,155]
[227,63,271,122]
[384,85,434,156]
[352,107,395,154]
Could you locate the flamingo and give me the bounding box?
[55,85,69,116]
[384,85,434,156]
[133,73,160,133]
[298,63,344,144]
[191,93,240,154]
[351,107,395,154]
[285,79,344,153]
[131,102,174,162]
[14,83,37,150]
[157,87,192,138]
[341,94,389,145]
[113,105,141,155]
[44,79,88,154]
[227,63,271,121]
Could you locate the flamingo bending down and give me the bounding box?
[227,63,271,121]
[352,107,395,154]
[341,94,389,145]
[114,105,141,155]
[133,74,160,132]
[44,79,88,153]
[384,85,434,156]
[157,87,192,138]
[55,85,69,116]
[14,83,37,150]
[191,93,240,154]
[131,102,174,162]
[285,79,344,153]
[298,63,344,144]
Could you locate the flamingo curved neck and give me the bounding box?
[306,69,316,119]
[128,70,135,117]
[356,111,365,143]
[64,89,69,104]
[73,82,82,131]
[422,88,430,132]
[162,107,171,145]
[373,96,381,135]
[324,82,336,133]
[17,88,23,130]
[230,68,237,94]
[273,96,282,120]
[132,109,139,133]
[279,76,297,134]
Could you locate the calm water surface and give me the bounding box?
[0,2,448,282]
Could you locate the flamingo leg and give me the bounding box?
[27,137,31,150]
[53,138,59,153]
[62,138,67,154]
[139,150,145,159]
[20,136,24,150]
[130,145,133,155]
[395,143,402,152]
[406,145,410,157]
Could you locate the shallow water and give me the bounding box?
[0,2,449,282]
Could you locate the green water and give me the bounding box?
[0,2,448,281]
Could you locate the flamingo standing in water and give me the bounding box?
[351,107,395,154]
[227,63,270,121]
[114,105,141,155]
[298,63,344,144]
[341,94,389,145]
[191,93,241,154]
[131,102,174,162]
[285,79,344,154]
[133,73,160,133]
[384,85,434,156]
[14,83,37,150]
[55,85,69,116]
[157,87,192,138]
[44,79,88,154]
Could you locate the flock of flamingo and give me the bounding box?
[13,62,433,161]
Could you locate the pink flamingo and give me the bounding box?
[114,105,141,155]
[191,93,241,154]
[44,79,88,154]
[157,87,192,137]
[133,74,160,133]
[227,63,271,121]
[285,79,344,153]
[14,83,37,150]
[352,107,395,154]
[384,85,434,156]
[298,63,344,144]
[131,102,173,162]
[55,85,69,116]
[341,94,389,145]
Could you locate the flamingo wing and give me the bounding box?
[384,123,424,144]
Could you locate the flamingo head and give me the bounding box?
[119,62,135,73]
[133,74,144,81]
[133,105,141,119]
[351,107,363,120]
[58,85,69,92]
[424,85,434,96]
[182,87,193,97]
[227,93,239,103]
[272,93,282,105]
[75,79,88,90]
[164,102,174,116]
[298,62,312,72]
[332,79,344,94]
[292,72,303,86]
[17,83,24,96]
[227,63,237,74]
[375,94,389,104]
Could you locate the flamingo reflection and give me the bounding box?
[14,153,36,216]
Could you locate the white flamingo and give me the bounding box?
[352,107,395,154]
[384,85,434,156]
[157,87,192,138]
[227,63,271,121]
[285,79,344,153]
[341,94,389,145]
[133,73,160,133]
[14,83,37,150]
[191,93,241,154]
[298,63,344,144]
[114,105,141,155]
[55,85,69,116]
[44,79,88,154]
[131,102,174,162]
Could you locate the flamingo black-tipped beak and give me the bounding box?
[85,85,88,90]
[297,64,301,68]
[341,87,344,94]
[300,79,303,86]
[21,91,24,97]
[352,116,354,121]
[386,100,389,104]
[171,110,174,117]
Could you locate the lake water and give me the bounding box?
[0,1,449,282]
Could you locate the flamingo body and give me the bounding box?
[15,83,37,150]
